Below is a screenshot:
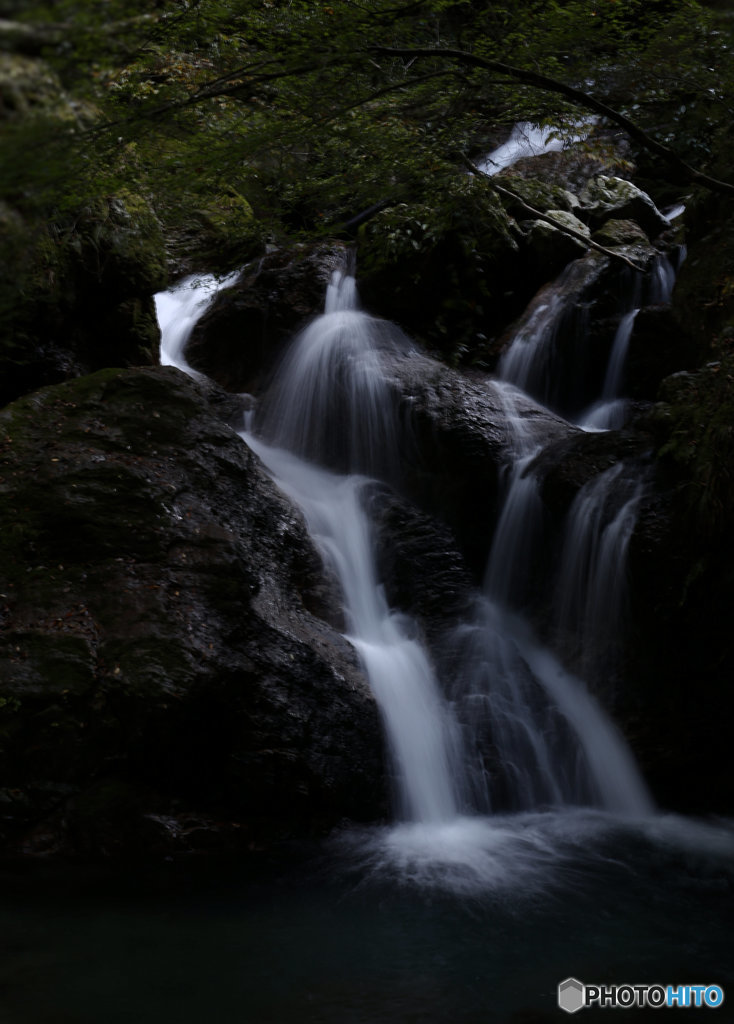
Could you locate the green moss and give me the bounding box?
[496,175,579,215]
[71,192,168,298]
[192,186,264,267]
[592,218,650,246]
[358,176,521,363]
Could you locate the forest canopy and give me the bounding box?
[1,0,732,246]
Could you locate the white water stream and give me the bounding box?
[241,437,464,825]
[156,261,654,877]
[153,120,698,885]
[477,121,589,176]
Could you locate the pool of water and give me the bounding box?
[1,811,732,1023]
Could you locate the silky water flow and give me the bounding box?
[141,232,733,1024]
[5,129,731,1024]
[155,262,662,891]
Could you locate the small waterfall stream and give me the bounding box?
[241,273,466,824]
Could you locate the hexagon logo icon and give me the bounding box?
[558,977,585,1014]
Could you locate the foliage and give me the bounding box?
[1,0,731,258]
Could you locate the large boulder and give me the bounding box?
[357,176,524,365]
[0,367,385,858]
[185,241,349,393]
[578,175,671,238]
[521,210,591,278]
[380,349,576,574]
[0,192,169,407]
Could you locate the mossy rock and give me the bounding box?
[191,187,264,269]
[495,174,579,216]
[522,210,590,278]
[66,193,168,303]
[0,193,168,405]
[591,218,650,247]
[358,176,522,364]
[579,175,670,237]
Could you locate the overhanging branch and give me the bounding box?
[370,45,734,197]
[459,155,644,274]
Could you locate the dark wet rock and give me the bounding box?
[184,240,350,394]
[490,253,615,414]
[669,192,734,352]
[380,349,575,574]
[624,371,734,813]
[626,306,698,399]
[491,247,674,418]
[531,427,651,521]
[369,486,476,644]
[0,366,385,859]
[521,210,591,279]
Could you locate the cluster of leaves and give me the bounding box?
[2,0,731,250]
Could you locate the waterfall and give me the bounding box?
[477,121,589,176]
[580,308,639,430]
[156,253,654,856]
[247,272,466,824]
[496,269,581,405]
[256,272,406,478]
[154,271,240,376]
[446,375,652,814]
[554,462,645,676]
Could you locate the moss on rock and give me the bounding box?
[358,176,522,364]
[591,218,651,247]
[0,193,168,405]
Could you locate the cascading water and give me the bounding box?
[499,252,678,428]
[53,133,728,1024]
[447,374,652,815]
[554,462,645,674]
[477,121,589,176]
[154,270,240,376]
[157,257,653,863]
[579,308,640,429]
[248,272,467,825]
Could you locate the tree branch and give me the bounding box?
[460,155,644,274]
[370,45,734,197]
[313,69,470,126]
